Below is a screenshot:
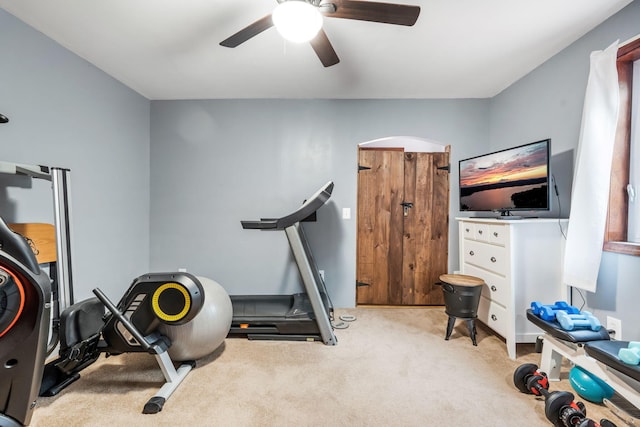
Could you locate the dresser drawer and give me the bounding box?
[461,222,475,240]
[487,224,507,246]
[461,222,507,245]
[463,240,507,275]
[477,296,507,338]
[472,223,490,242]
[462,263,509,307]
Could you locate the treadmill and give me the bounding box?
[229,181,337,346]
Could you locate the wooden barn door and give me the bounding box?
[356,148,450,305]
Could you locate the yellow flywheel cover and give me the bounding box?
[151,282,191,322]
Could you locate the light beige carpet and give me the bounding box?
[29,307,621,426]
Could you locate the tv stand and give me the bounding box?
[456,217,568,359]
[496,210,521,218]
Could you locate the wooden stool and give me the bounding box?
[439,274,485,346]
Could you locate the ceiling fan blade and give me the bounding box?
[310,29,340,67]
[323,0,420,26]
[220,14,274,48]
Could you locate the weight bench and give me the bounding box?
[526,309,640,410]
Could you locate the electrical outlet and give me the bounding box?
[606,316,622,340]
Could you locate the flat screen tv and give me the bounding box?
[459,139,550,217]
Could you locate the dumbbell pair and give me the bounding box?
[618,341,640,365]
[531,301,580,321]
[530,301,602,331]
[556,311,602,332]
[513,364,617,427]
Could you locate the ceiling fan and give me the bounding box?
[220,0,420,67]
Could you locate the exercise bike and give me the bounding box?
[0,218,51,427]
[39,270,232,414]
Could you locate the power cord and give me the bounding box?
[573,287,587,311]
[552,174,567,239]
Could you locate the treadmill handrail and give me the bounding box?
[241,181,333,230]
[240,219,278,230]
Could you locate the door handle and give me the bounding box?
[400,201,413,217]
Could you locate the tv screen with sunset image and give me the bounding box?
[459,139,550,213]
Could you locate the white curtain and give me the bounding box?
[563,40,620,293]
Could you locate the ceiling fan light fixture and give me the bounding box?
[272,1,323,43]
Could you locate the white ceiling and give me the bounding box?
[0,0,633,100]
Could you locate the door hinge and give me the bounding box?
[437,164,450,172]
[358,164,372,172]
[356,281,370,287]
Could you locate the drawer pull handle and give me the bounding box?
[469,250,475,256]
[466,228,470,233]
[493,232,498,237]
[491,314,497,321]
[491,285,497,292]
[478,230,483,235]
[490,256,497,263]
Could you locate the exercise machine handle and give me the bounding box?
[92,287,154,353]
[240,181,333,231]
[0,217,41,274]
[240,219,278,229]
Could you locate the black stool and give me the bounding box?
[439,274,484,346]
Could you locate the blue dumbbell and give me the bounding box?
[556,310,601,331]
[618,342,640,365]
[531,301,580,321]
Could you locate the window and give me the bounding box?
[630,59,640,243]
[604,37,640,255]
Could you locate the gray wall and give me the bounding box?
[489,1,640,340]
[3,0,639,330]
[0,9,151,302]
[149,99,489,307]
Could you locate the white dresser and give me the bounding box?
[456,217,568,359]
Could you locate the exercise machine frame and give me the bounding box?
[0,160,75,351]
[0,218,51,427]
[230,181,337,346]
